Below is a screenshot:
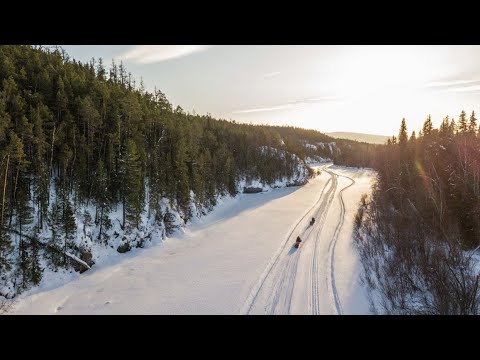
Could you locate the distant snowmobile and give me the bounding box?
[294,236,302,248]
[310,217,315,226]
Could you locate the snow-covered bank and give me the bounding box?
[10,164,376,314]
[0,154,312,302]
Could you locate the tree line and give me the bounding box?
[354,113,480,314]
[0,45,358,297]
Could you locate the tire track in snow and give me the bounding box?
[325,171,355,315]
[256,169,337,315]
[241,166,331,314]
[310,172,337,315]
[267,171,336,315]
[267,248,300,314]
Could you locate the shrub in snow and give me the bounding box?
[164,210,180,236]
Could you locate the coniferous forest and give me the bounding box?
[355,115,480,314]
[1,45,479,315]
[0,45,373,298]
[8,44,479,316]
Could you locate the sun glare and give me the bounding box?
[334,46,437,98]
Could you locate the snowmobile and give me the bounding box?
[294,236,302,248]
[310,217,315,226]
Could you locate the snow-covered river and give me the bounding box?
[11,164,375,314]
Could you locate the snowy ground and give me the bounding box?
[11,164,376,315]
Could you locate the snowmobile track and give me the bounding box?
[268,171,337,315]
[241,167,332,314]
[325,172,355,315]
[310,172,337,315]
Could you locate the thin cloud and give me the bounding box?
[233,96,339,115]
[119,45,210,64]
[233,104,293,114]
[449,85,480,93]
[288,96,340,104]
[424,79,480,90]
[263,71,281,78]
[426,79,478,87]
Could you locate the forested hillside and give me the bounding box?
[0,45,367,299]
[355,114,480,314]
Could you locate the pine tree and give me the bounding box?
[422,115,433,136]
[409,131,416,143]
[0,227,12,275]
[5,131,29,228]
[450,118,457,133]
[469,111,477,134]
[31,105,49,230]
[109,59,118,83]
[17,234,31,289]
[439,116,451,137]
[398,118,408,146]
[0,98,12,143]
[97,57,106,81]
[94,160,111,241]
[458,110,468,133]
[56,77,68,122]
[174,136,190,219]
[30,235,42,286]
[16,179,33,248]
[62,199,76,265]
[123,139,143,230]
[48,202,63,267]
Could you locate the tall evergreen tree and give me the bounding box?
[62,199,76,265]
[458,110,468,133]
[422,115,433,136]
[398,118,408,146]
[469,110,477,134]
[122,139,143,230]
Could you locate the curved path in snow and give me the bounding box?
[11,164,374,315]
[243,166,359,315]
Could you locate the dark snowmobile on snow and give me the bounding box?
[310,217,315,226]
[294,236,302,248]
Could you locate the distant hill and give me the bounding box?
[327,132,389,144]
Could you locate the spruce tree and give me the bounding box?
[48,202,63,268]
[62,199,76,265]
[409,131,416,143]
[458,110,468,133]
[123,139,143,230]
[450,118,457,133]
[30,235,42,286]
[422,115,433,136]
[17,234,31,289]
[398,118,408,146]
[31,105,49,231]
[0,228,12,275]
[469,111,477,134]
[16,179,33,248]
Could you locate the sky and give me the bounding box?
[60,45,480,136]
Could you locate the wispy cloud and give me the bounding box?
[425,79,478,88]
[119,45,210,64]
[288,96,340,104]
[449,85,480,93]
[263,71,281,78]
[423,79,480,93]
[233,104,293,114]
[232,96,339,115]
